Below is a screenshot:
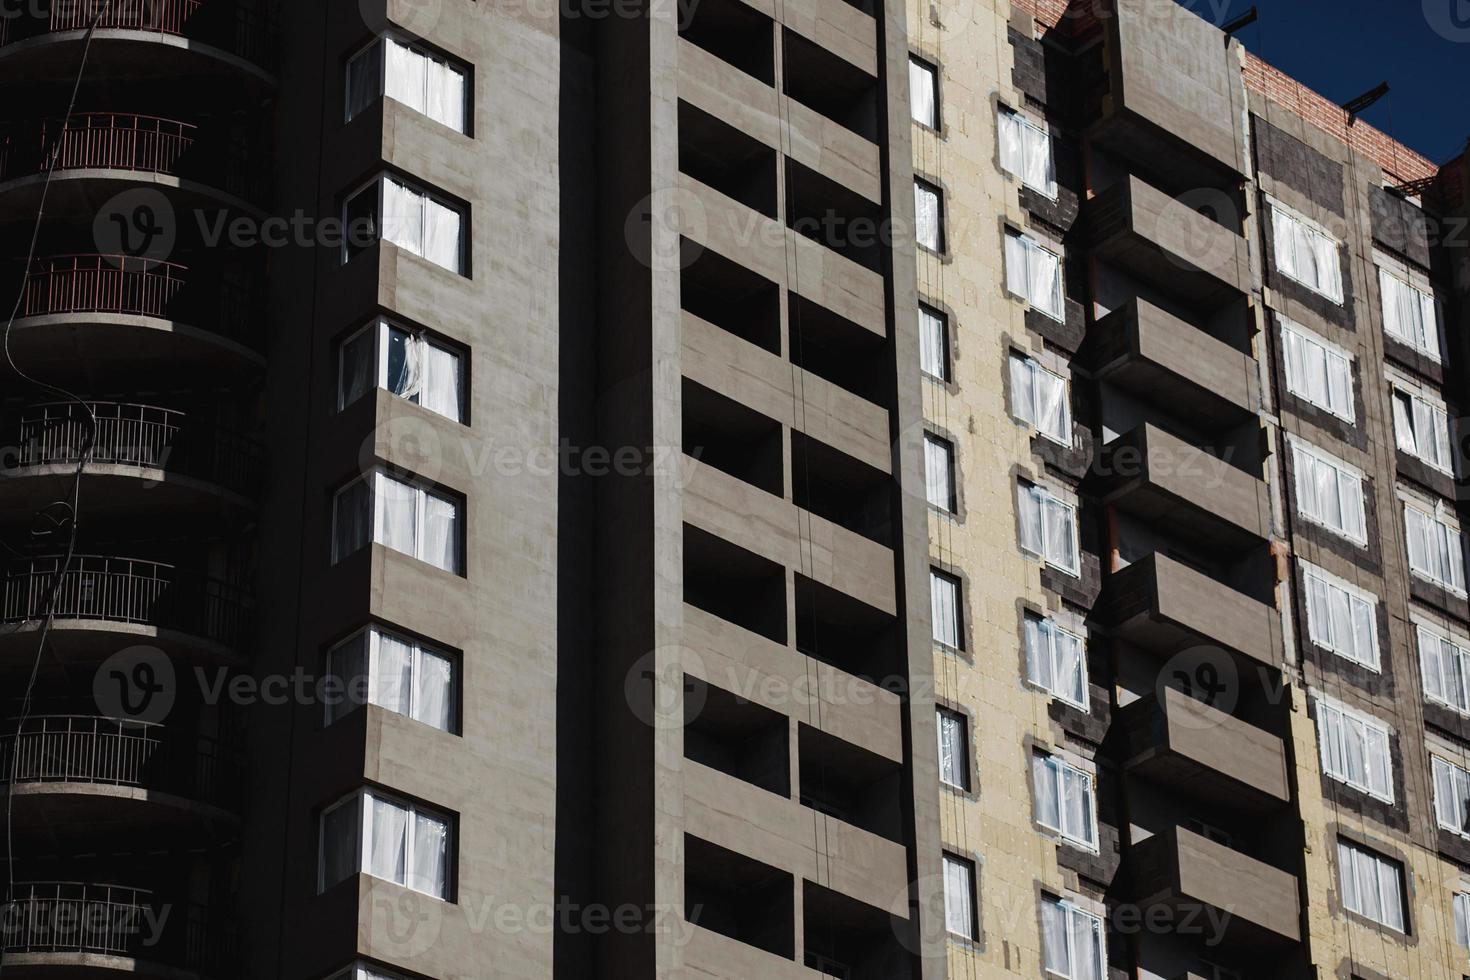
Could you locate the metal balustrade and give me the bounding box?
[0,0,276,67]
[0,113,195,180]
[0,555,250,650]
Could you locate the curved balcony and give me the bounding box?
[10,254,263,384]
[0,401,262,519]
[1,715,241,839]
[0,113,266,212]
[0,0,276,86]
[0,555,251,664]
[1,881,232,978]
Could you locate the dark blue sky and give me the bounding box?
[1182,0,1470,164]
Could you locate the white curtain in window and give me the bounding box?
[1009,355,1035,427]
[1025,615,1050,690]
[1421,627,1470,713]
[368,794,409,884]
[1034,367,1068,443]
[914,182,941,251]
[1380,269,1441,358]
[919,306,947,380]
[1068,906,1102,980]
[389,328,423,401]
[1032,754,1061,830]
[415,647,454,731]
[422,491,460,573]
[909,59,936,128]
[409,811,449,897]
[1022,122,1054,196]
[1293,444,1365,542]
[385,38,426,113]
[1061,764,1094,845]
[942,856,973,938]
[1043,494,1077,573]
[1394,389,1452,471]
[1272,207,1298,279]
[1028,241,1063,319]
[423,197,463,273]
[997,108,1023,178]
[373,630,415,717]
[334,479,373,562]
[1433,757,1470,835]
[930,570,960,647]
[1318,701,1393,801]
[383,178,425,255]
[427,59,466,132]
[1302,565,1378,668]
[1341,841,1405,932]
[422,342,463,420]
[346,42,384,120]
[375,473,418,557]
[1456,893,1470,949]
[924,435,953,511]
[1406,505,1466,593]
[1004,231,1029,300]
[1311,228,1342,300]
[1017,484,1043,557]
[1040,899,1070,976]
[1056,628,1086,705]
[1281,322,1353,420]
[1393,391,1418,454]
[936,709,959,786]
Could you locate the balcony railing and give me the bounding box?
[0,0,276,68]
[0,714,240,809]
[9,401,262,496]
[21,254,258,347]
[1,555,250,651]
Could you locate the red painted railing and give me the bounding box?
[0,114,195,181]
[0,0,275,67]
[23,254,185,319]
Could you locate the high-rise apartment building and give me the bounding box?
[0,0,1467,978]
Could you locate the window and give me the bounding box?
[1291,440,1367,544]
[325,627,457,732]
[319,790,452,899]
[1024,613,1087,710]
[346,36,468,133]
[1040,896,1104,980]
[1419,624,1470,715]
[1456,892,1470,950]
[339,319,465,422]
[1032,752,1097,849]
[915,179,944,252]
[942,854,976,940]
[936,707,969,791]
[1270,204,1343,302]
[919,304,950,382]
[1404,500,1467,595]
[333,470,463,574]
[1379,267,1441,360]
[924,434,956,513]
[1391,384,1453,473]
[1315,698,1393,802]
[930,568,963,650]
[997,106,1056,198]
[1300,561,1380,670]
[1433,756,1470,837]
[909,56,938,128]
[344,175,465,274]
[1017,482,1079,576]
[1337,838,1406,932]
[1004,230,1064,321]
[1008,353,1070,445]
[329,965,410,980]
[1280,318,1354,421]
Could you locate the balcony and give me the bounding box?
[1087,174,1250,309]
[0,555,251,663]
[1,881,233,978]
[1091,298,1256,431]
[1104,553,1282,673]
[1123,687,1290,814]
[1,715,241,837]
[1097,424,1268,552]
[0,113,266,209]
[1132,826,1301,947]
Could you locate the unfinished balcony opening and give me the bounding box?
[788,293,888,406]
[781,29,877,143]
[684,835,794,958]
[790,431,891,547]
[678,0,774,85]
[803,881,911,980]
[797,723,902,843]
[679,101,777,218]
[684,524,787,644]
[785,158,883,272]
[795,575,900,684]
[683,379,784,496]
[683,677,790,797]
[681,241,781,354]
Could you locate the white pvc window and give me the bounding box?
[1420,625,1470,715]
[924,433,956,513]
[997,106,1057,198]
[930,568,962,649]
[1041,896,1104,980]
[347,36,468,133]
[1300,561,1379,670]
[1316,698,1394,802]
[1033,752,1097,850]
[942,854,976,940]
[919,304,950,381]
[333,470,463,574]
[319,790,451,899]
[1456,892,1470,950]
[1405,500,1467,595]
[344,175,465,274]
[339,319,464,422]
[936,707,969,790]
[1017,482,1079,576]
[325,627,457,732]
[1271,204,1343,302]
[1025,613,1087,710]
[908,57,938,128]
[1291,440,1367,544]
[1433,756,1470,837]
[1379,268,1441,360]
[1391,384,1452,474]
[1279,319,1354,421]
[1004,230,1064,321]
[1009,353,1070,445]
[915,179,944,252]
[1337,839,1406,932]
